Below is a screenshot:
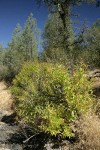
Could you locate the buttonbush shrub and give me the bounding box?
[12,62,94,138]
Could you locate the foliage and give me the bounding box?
[8,14,39,61]
[42,13,64,50]
[3,14,40,83]
[12,62,94,138]
[37,0,96,49]
[22,13,40,61]
[0,44,5,65]
[3,49,23,82]
[8,24,22,54]
[0,65,8,81]
[0,45,9,81]
[42,12,75,64]
[80,19,100,68]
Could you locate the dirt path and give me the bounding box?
[0,82,13,112]
[0,82,23,150]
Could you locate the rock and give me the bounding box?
[88,69,100,79]
[44,140,72,150]
[0,110,12,121]
[0,144,22,150]
[0,82,24,150]
[0,110,23,150]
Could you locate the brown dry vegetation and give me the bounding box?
[0,82,13,112]
[74,113,100,150]
[73,69,100,150]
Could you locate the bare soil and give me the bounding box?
[0,82,13,112]
[0,82,23,150]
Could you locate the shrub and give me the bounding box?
[0,65,8,81]
[3,50,23,83]
[12,62,94,138]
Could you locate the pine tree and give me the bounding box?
[9,23,22,52]
[0,44,5,65]
[42,13,73,63]
[37,0,96,52]
[22,13,39,61]
[3,14,40,82]
[83,19,100,67]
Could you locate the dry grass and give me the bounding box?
[74,113,100,150]
[0,82,13,112]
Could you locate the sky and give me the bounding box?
[0,0,100,47]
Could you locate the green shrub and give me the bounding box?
[0,65,8,81]
[12,62,94,138]
[3,50,24,83]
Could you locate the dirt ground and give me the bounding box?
[0,82,13,112]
